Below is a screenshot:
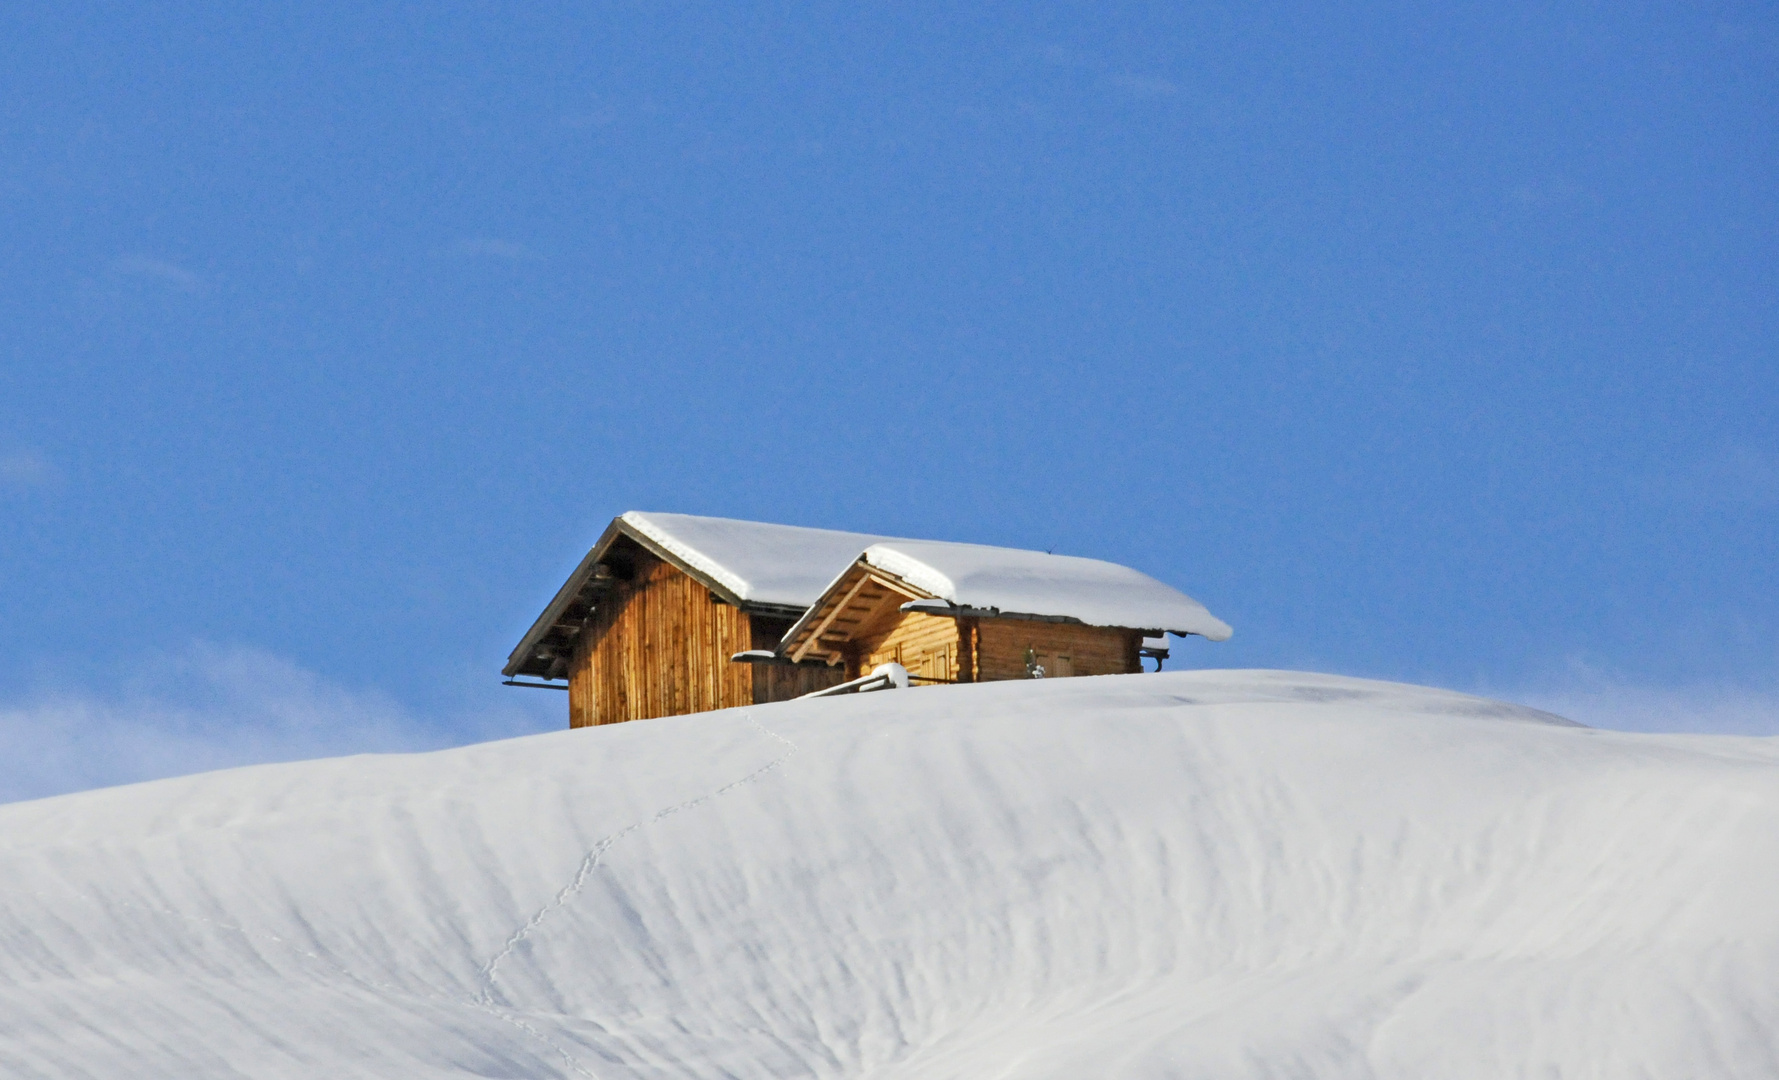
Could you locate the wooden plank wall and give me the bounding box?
[560,549,1144,727]
[851,612,966,685]
[750,615,847,702]
[974,620,1141,681]
[567,553,754,727]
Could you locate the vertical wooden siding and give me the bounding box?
[560,550,1145,728]
[567,553,754,726]
[750,615,848,702]
[957,617,978,683]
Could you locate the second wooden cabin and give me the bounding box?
[503,512,1231,728]
[767,539,1232,685]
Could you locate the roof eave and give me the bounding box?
[502,518,628,678]
[900,597,1226,638]
[503,515,771,680]
[772,555,867,661]
[610,516,747,607]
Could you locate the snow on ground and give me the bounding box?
[2,670,1776,1079]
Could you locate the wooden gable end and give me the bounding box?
[567,549,754,727]
[850,611,972,685]
[776,560,967,685]
[784,561,933,666]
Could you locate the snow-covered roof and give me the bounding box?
[620,512,893,609]
[509,512,1230,680]
[859,539,1233,639]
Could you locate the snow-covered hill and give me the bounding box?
[3,670,1776,1079]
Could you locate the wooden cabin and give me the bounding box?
[505,513,1232,727]
[772,538,1233,686]
[503,513,889,727]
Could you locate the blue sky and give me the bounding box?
[2,2,1774,799]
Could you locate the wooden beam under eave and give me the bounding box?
[847,588,913,641]
[789,567,874,664]
[864,572,925,599]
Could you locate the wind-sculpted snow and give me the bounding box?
[1,670,1775,1078]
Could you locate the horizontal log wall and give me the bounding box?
[975,620,1141,682]
[851,613,965,685]
[568,552,754,727]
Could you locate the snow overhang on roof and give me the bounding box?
[855,540,1233,639]
[857,542,1231,638]
[503,512,892,680]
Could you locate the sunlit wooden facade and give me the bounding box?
[778,556,1143,686]
[504,518,847,728]
[506,513,1227,728]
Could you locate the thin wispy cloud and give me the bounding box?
[1109,74,1179,100]
[457,237,540,262]
[110,254,206,293]
[1645,447,1779,511]
[0,449,60,491]
[1506,175,1587,208]
[1507,663,1779,736]
[559,101,619,130]
[1105,72,1234,126]
[0,644,554,804]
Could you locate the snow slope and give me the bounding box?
[2,670,1776,1079]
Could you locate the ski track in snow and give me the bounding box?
[17,709,802,1080]
[477,710,800,1009]
[462,710,802,1078]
